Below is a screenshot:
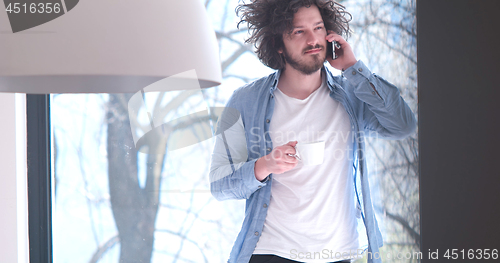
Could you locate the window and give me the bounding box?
[27,1,419,262]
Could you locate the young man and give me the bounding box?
[209,1,417,262]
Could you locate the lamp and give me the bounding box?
[0,0,222,93]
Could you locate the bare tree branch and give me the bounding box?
[223,74,252,83]
[215,31,254,52]
[154,228,209,263]
[375,205,420,247]
[88,235,120,263]
[222,46,248,72]
[364,30,417,65]
[375,18,416,37]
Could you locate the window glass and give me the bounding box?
[51,1,418,262]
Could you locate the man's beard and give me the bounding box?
[282,44,326,75]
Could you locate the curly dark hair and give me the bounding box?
[236,0,352,70]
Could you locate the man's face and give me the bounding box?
[280,5,327,75]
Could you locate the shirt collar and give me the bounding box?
[269,69,281,95]
[269,65,337,95]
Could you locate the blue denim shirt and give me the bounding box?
[209,60,417,263]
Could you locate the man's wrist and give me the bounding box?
[342,59,358,71]
[254,157,270,182]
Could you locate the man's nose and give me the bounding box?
[305,31,319,46]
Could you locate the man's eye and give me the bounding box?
[316,26,323,30]
[295,30,303,34]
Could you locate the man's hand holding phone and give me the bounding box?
[326,31,358,71]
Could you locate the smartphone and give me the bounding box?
[327,40,341,60]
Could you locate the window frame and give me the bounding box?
[26,94,52,263]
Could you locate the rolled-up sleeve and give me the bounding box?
[209,106,267,201]
[343,60,417,139]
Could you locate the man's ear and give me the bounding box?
[278,48,283,54]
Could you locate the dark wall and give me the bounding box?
[418,0,500,261]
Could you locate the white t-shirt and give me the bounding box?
[253,77,359,262]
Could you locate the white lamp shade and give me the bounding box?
[0,0,222,93]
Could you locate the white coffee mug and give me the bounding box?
[295,141,325,166]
